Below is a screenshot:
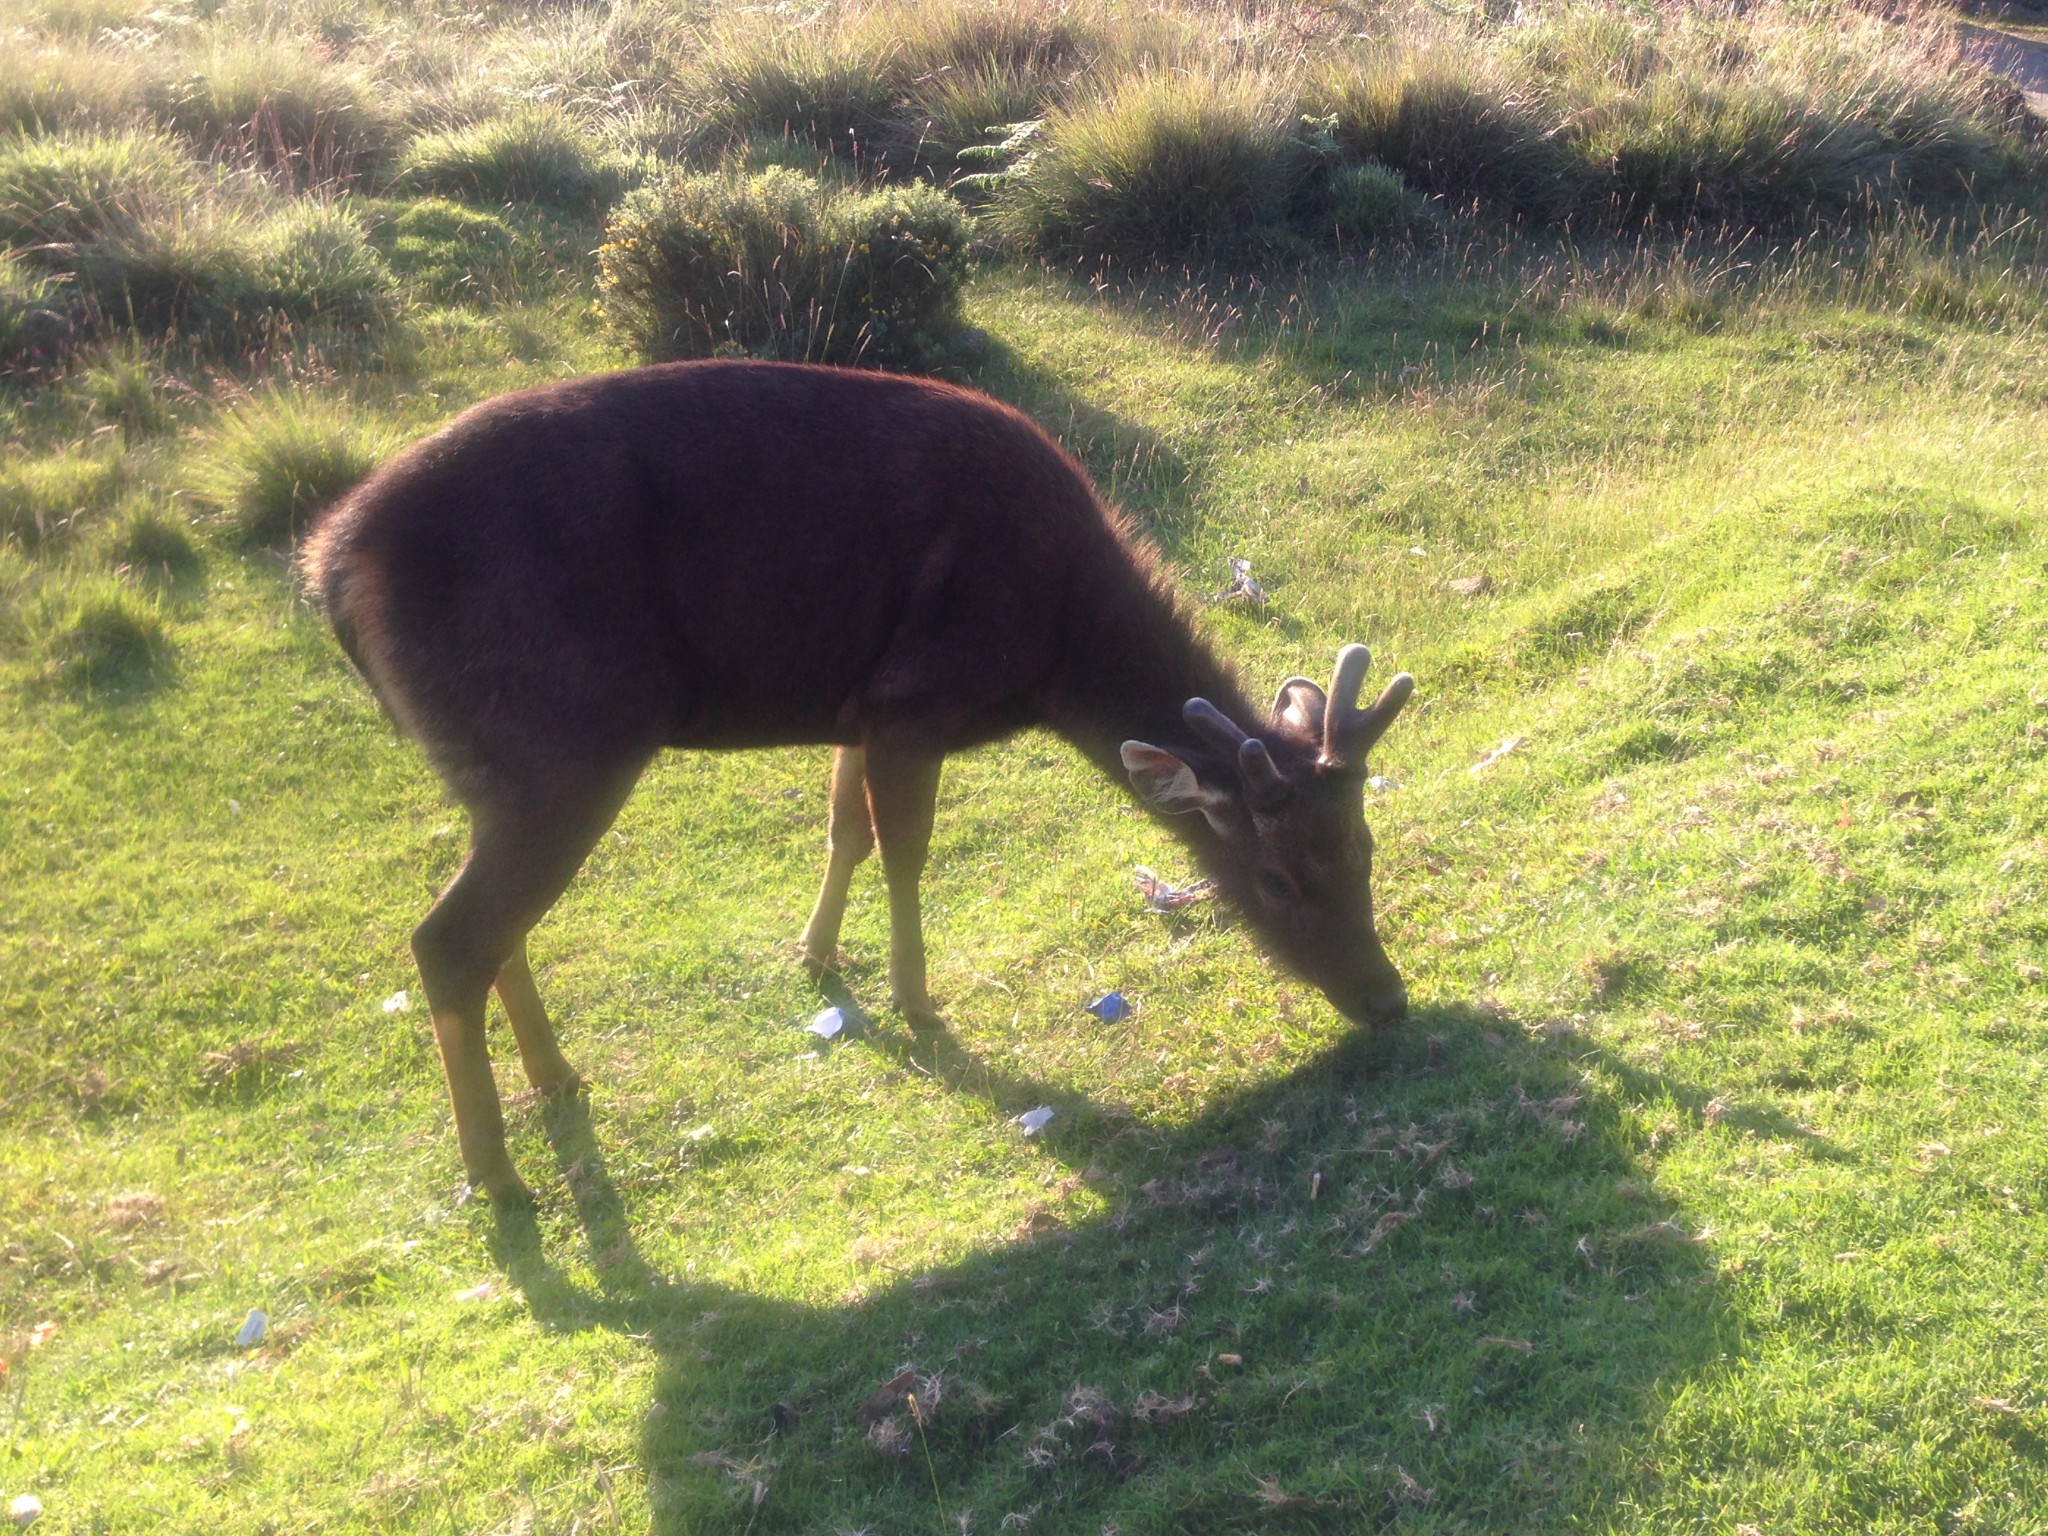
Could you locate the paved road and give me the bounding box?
[1960,22,2048,115]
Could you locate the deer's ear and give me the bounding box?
[1272,677,1326,737]
[1120,742,1227,815]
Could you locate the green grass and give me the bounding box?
[1,4,2047,1533]
[4,238,2047,1531]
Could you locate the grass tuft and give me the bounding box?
[599,166,971,369]
[199,394,385,548]
[111,506,200,585]
[0,129,198,264]
[393,107,625,212]
[0,451,122,550]
[43,579,166,691]
[991,71,1296,266]
[0,35,143,135]
[0,253,76,376]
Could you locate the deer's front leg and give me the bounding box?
[800,745,874,975]
[863,741,944,1030]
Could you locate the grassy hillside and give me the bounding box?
[4,2,2048,1533]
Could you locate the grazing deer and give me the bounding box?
[305,361,1413,1202]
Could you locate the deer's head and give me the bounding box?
[1121,645,1413,1025]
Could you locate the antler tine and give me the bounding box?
[1237,738,1289,810]
[1349,673,1415,758]
[1183,697,1252,756]
[1321,644,1372,763]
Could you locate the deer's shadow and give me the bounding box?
[484,993,1786,1532]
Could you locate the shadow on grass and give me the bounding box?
[486,996,1751,1533]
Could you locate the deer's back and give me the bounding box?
[306,361,1122,791]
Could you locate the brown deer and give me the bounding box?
[304,360,1413,1203]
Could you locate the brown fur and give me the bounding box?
[306,360,1409,1200]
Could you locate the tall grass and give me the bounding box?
[0,37,144,135]
[198,393,388,548]
[145,36,395,190]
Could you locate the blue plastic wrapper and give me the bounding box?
[806,1006,847,1039]
[1086,991,1132,1022]
[235,1308,268,1348]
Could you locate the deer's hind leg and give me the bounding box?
[496,940,578,1096]
[412,762,641,1201]
[800,745,875,976]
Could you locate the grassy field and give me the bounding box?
[5,2,2048,1533]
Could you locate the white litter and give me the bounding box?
[1367,775,1402,792]
[454,1281,496,1303]
[1212,557,1268,605]
[9,1494,42,1527]
[234,1309,267,1348]
[1015,1107,1055,1136]
[381,990,411,1014]
[807,1007,847,1039]
[688,1124,715,1141]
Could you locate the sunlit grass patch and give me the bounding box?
[40,576,167,691]
[0,128,198,262]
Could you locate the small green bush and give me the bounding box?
[202,395,384,548]
[385,197,518,303]
[46,580,168,692]
[145,39,394,189]
[0,452,122,550]
[394,107,623,211]
[0,130,198,263]
[991,71,1296,266]
[599,167,970,369]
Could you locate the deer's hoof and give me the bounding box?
[895,996,945,1033]
[528,1063,584,1098]
[467,1161,534,1208]
[801,947,838,980]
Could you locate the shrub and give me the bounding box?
[201,394,385,548]
[990,71,1296,266]
[0,37,143,135]
[0,451,122,550]
[384,197,518,303]
[394,107,624,211]
[1,255,75,376]
[599,167,970,370]
[0,130,198,264]
[145,38,394,189]
[45,580,167,692]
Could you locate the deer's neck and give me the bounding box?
[1047,560,1258,789]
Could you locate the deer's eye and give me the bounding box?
[1256,868,1298,905]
